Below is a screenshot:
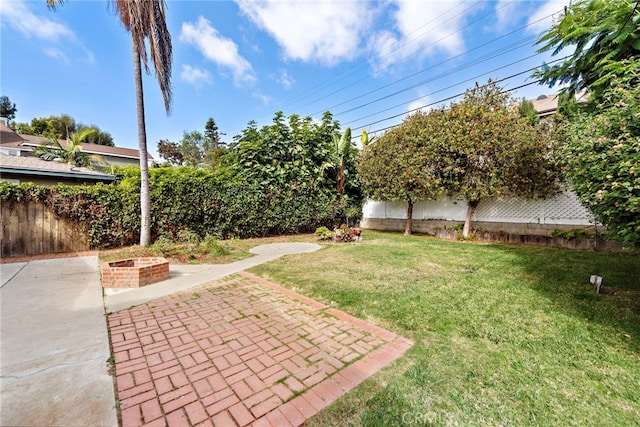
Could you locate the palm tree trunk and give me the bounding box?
[133,41,151,246]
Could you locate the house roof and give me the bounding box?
[0,153,115,182]
[0,125,152,160]
[0,122,26,147]
[530,90,589,117]
[531,94,561,117]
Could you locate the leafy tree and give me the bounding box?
[561,70,640,244]
[157,139,183,166]
[204,117,223,149]
[440,82,562,237]
[13,115,113,145]
[180,130,205,167]
[203,117,226,169]
[35,128,107,167]
[0,96,17,122]
[226,111,355,223]
[14,115,75,139]
[534,0,640,99]
[77,124,114,146]
[519,98,539,125]
[361,81,561,237]
[49,0,174,246]
[359,110,447,235]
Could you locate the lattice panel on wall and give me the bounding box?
[474,191,594,225]
[475,197,545,223]
[544,192,593,222]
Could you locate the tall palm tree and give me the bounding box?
[47,0,172,246]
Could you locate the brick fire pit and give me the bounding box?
[101,257,169,288]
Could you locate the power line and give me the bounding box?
[337,38,539,118]
[343,50,549,126]
[360,80,543,139]
[274,1,481,112]
[299,2,522,115]
[308,10,554,117]
[349,56,570,138]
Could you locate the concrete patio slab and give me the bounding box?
[0,256,117,427]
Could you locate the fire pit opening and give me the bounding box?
[101,257,169,288]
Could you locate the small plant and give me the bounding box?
[552,228,592,239]
[151,235,173,255]
[177,229,201,245]
[203,234,229,256]
[448,223,481,240]
[334,224,361,242]
[314,226,334,241]
[177,229,202,258]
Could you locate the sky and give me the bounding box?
[1,0,570,159]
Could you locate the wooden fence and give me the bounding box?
[1,200,90,258]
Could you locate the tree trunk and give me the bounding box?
[404,199,413,235]
[133,41,151,247]
[463,200,479,238]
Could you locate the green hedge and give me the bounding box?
[0,166,338,248]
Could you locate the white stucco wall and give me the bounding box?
[363,191,596,226]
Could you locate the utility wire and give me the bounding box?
[308,10,554,117]
[275,1,481,111]
[349,56,570,137]
[300,2,520,114]
[343,50,551,126]
[337,38,539,118]
[360,80,543,139]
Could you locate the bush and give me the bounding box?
[151,235,173,256]
[314,226,333,240]
[203,235,229,256]
[0,164,343,249]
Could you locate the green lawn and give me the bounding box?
[249,231,640,426]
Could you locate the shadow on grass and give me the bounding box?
[489,243,640,351]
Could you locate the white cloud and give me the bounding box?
[272,69,295,89]
[235,0,371,66]
[368,0,467,72]
[0,0,96,65]
[0,0,76,42]
[253,90,271,105]
[527,0,570,35]
[180,16,255,86]
[492,0,525,32]
[180,65,213,87]
[44,48,69,64]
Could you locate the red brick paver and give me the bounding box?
[108,272,413,426]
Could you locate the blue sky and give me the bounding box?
[1,0,569,159]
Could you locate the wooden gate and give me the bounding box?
[1,200,90,258]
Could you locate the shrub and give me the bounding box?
[314,226,334,240]
[0,164,344,249]
[203,234,229,256]
[151,235,173,256]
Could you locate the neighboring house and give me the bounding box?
[530,90,589,119]
[0,119,152,167]
[0,153,115,186]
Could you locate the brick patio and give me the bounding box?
[108,271,413,426]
